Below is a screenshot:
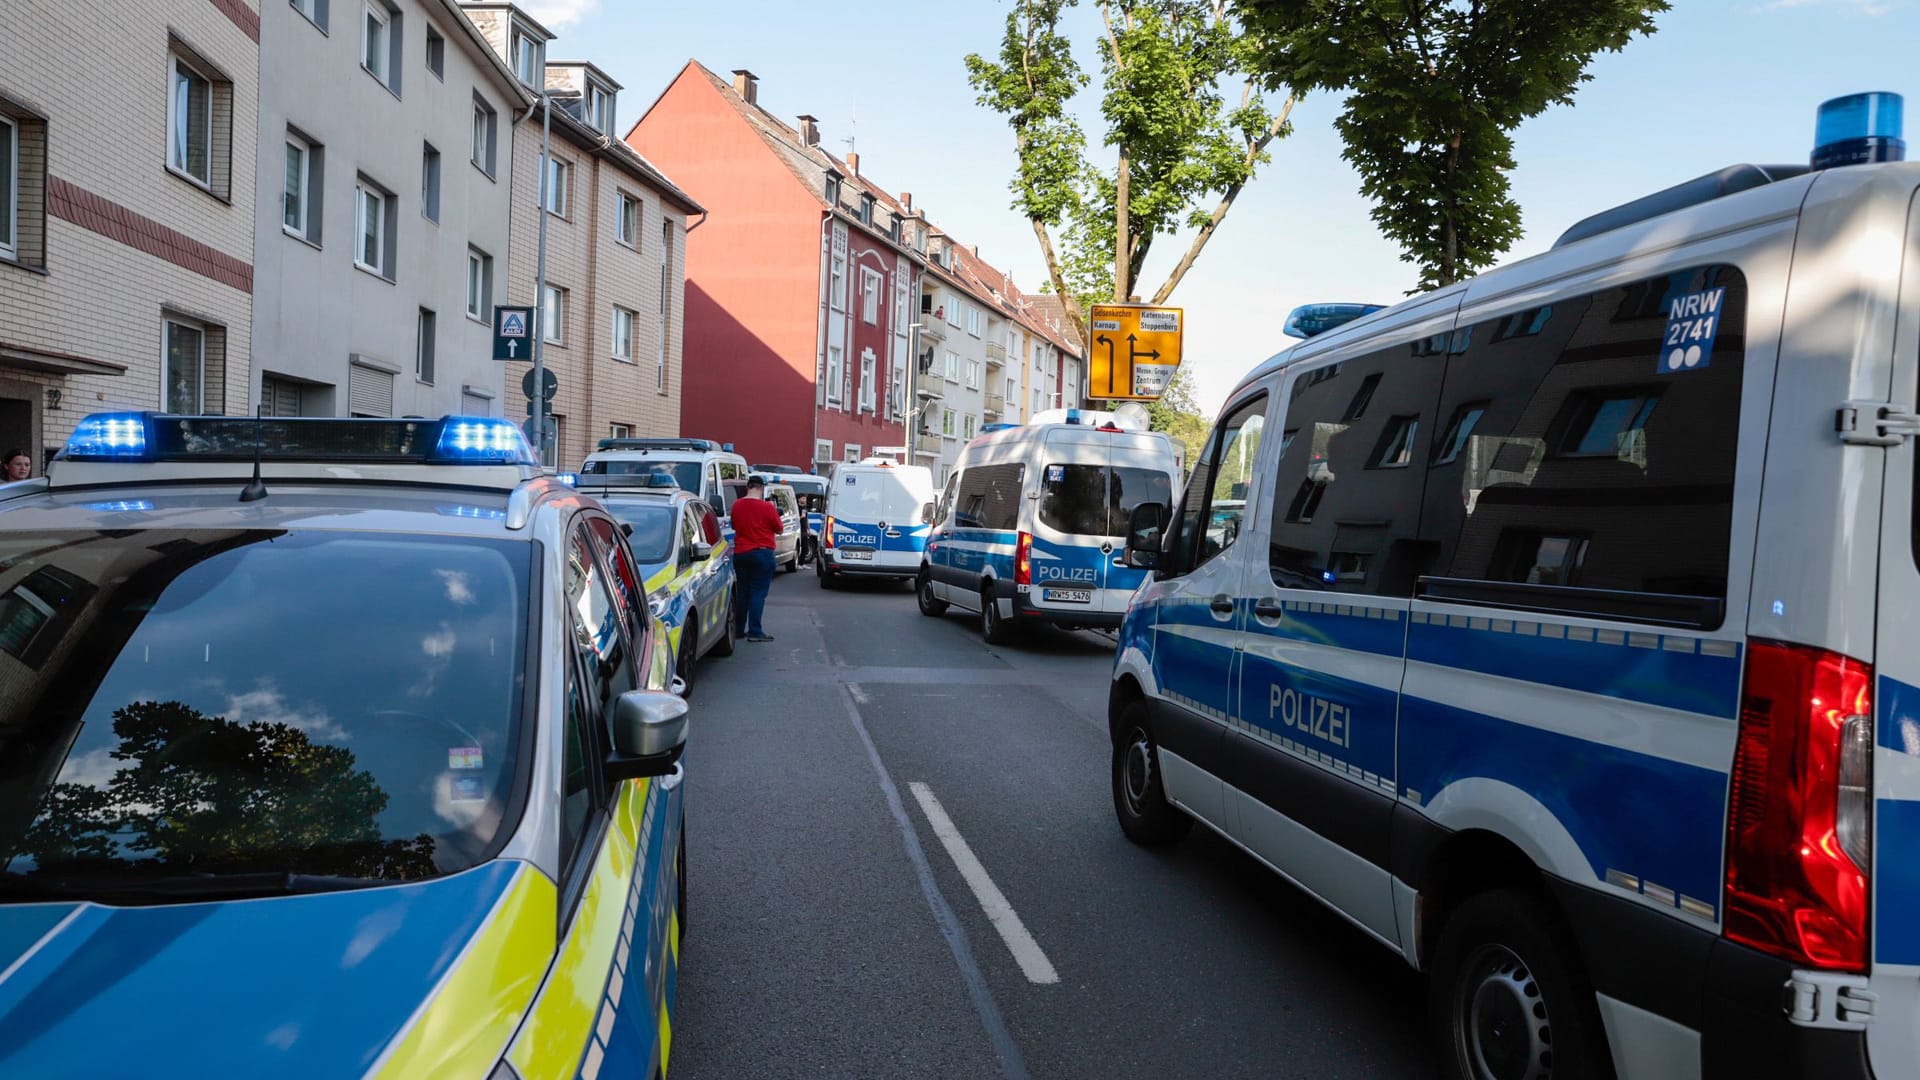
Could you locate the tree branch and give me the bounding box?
[1150,93,1296,305]
[1030,217,1090,353]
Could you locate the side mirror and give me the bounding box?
[1124,501,1167,570]
[621,522,633,537]
[690,540,714,561]
[920,501,937,525]
[604,689,688,781]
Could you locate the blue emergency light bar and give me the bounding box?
[1813,91,1904,170]
[1283,303,1386,339]
[61,413,537,466]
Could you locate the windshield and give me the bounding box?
[603,502,678,564]
[583,458,702,495]
[0,530,532,892]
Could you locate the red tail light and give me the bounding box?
[823,515,835,549]
[1725,640,1872,971]
[1015,531,1032,586]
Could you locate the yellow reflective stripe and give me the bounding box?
[507,779,651,1079]
[657,1003,672,1074]
[669,910,679,967]
[643,565,676,594]
[368,864,556,1080]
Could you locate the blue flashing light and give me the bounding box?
[722,442,735,452]
[64,413,153,460]
[1321,569,1338,584]
[556,472,579,487]
[83,499,155,513]
[1814,92,1904,170]
[436,503,508,521]
[980,423,1017,433]
[1065,409,1082,426]
[432,417,534,464]
[1284,303,1386,340]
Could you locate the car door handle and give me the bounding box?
[1254,598,1285,621]
[1209,594,1236,616]
[885,529,902,537]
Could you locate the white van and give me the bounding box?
[1111,111,1920,1080]
[918,411,1179,643]
[817,459,935,587]
[580,437,748,514]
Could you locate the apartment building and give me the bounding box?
[463,4,702,467]
[251,0,529,420]
[0,0,258,462]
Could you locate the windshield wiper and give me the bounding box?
[0,869,386,904]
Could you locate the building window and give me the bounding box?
[471,98,497,176]
[0,117,13,261]
[291,0,328,31]
[825,346,844,406]
[1556,392,1661,458]
[944,351,958,383]
[824,173,841,206]
[425,26,445,79]
[859,194,874,225]
[612,306,635,362]
[513,28,542,85]
[0,108,44,268]
[466,248,491,321]
[362,3,394,89]
[814,439,834,465]
[966,359,980,389]
[658,220,673,392]
[860,268,881,325]
[946,299,962,328]
[859,351,876,412]
[282,133,312,239]
[1433,402,1487,465]
[542,284,567,345]
[544,157,569,217]
[589,85,614,133]
[420,143,441,223]
[168,54,213,187]
[963,414,976,440]
[354,179,393,277]
[941,408,955,437]
[615,191,639,247]
[830,250,846,312]
[844,444,861,464]
[416,308,436,384]
[609,422,634,440]
[966,306,981,337]
[164,318,205,413]
[1368,415,1420,468]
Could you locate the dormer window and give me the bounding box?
[859,194,874,226]
[824,171,842,208]
[511,27,542,85]
[589,84,615,133]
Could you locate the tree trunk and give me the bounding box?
[1031,217,1090,354]
[1113,145,1132,302]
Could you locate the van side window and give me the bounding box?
[956,463,1023,530]
[1419,264,1747,624]
[1171,393,1267,573]
[1268,344,1446,594]
[935,472,958,524]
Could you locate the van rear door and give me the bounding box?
[1033,427,1114,615]
[1105,434,1177,615]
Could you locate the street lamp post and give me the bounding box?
[531,88,579,466]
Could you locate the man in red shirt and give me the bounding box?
[729,476,784,642]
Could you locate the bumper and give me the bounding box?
[823,553,916,579]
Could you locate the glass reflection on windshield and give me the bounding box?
[605,503,678,565]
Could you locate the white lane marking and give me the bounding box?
[908,781,1059,985]
[848,683,872,706]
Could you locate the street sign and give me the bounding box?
[493,305,534,361]
[1087,304,1183,401]
[522,367,558,402]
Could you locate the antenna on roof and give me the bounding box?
[238,404,268,503]
[843,96,856,157]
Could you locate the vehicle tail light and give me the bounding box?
[1724,640,1872,971]
[1015,531,1032,586]
[823,515,835,549]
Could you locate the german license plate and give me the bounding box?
[1044,587,1092,603]
[840,549,874,561]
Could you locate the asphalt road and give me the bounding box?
[669,571,1437,1080]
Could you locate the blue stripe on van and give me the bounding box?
[1878,675,1920,754]
[1252,602,1407,659]
[1876,798,1920,963]
[1400,694,1728,909]
[1408,619,1742,720]
[1153,603,1238,718]
[1237,644,1399,783]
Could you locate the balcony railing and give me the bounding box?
[915,432,943,455]
[984,341,1006,366]
[984,392,1006,415]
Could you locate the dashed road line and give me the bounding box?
[908,782,1060,986]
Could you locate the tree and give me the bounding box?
[967,0,1296,353]
[1237,0,1668,291]
[1143,368,1211,465]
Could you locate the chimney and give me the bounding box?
[901,192,912,210]
[731,69,758,105]
[972,245,980,257]
[797,114,819,147]
[847,151,860,176]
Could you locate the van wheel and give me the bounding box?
[675,624,697,698]
[981,587,1014,644]
[711,596,736,657]
[917,569,949,616]
[1430,890,1612,1080]
[1112,700,1191,846]
[783,552,799,574]
[816,556,837,590]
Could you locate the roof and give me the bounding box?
[436,0,536,110]
[457,1,558,42]
[538,97,704,216]
[548,59,623,92]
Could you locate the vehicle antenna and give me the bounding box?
[239,405,268,503]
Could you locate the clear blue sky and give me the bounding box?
[529,0,1920,416]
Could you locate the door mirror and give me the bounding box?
[690,539,714,562]
[604,689,689,781]
[620,522,633,538]
[920,501,937,525]
[1124,502,1167,569]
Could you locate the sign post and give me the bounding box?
[493,306,534,361]
[1086,304,1183,401]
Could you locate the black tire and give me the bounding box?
[816,555,838,590]
[783,551,799,574]
[675,622,698,697]
[980,586,1014,644]
[1111,700,1192,846]
[1429,890,1613,1080]
[710,595,736,657]
[916,568,949,616]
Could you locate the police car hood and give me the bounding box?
[0,859,532,1075]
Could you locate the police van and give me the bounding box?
[581,436,748,512]
[817,459,936,587]
[919,408,1178,643]
[1112,94,1920,1080]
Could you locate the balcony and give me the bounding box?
[984,392,1006,416]
[915,432,943,455]
[985,341,1006,367]
[916,381,943,400]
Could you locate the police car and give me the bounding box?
[0,413,689,1079]
[1113,95,1920,1080]
[578,475,737,693]
[581,437,748,515]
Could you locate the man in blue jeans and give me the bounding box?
[729,476,783,642]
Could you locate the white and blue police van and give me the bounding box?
[918,408,1179,643]
[816,459,936,587]
[1111,93,1920,1080]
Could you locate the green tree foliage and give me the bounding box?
[25,700,436,878]
[967,0,1296,350]
[1143,368,1212,465]
[1238,0,1668,291]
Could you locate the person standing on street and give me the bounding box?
[729,476,783,642]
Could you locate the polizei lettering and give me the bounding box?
[1269,685,1351,748]
[1034,565,1097,583]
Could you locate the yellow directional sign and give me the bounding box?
[1087,304,1183,401]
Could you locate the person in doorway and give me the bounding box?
[729,475,783,642]
[2,450,32,483]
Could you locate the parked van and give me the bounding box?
[818,460,936,587]
[581,437,748,512]
[1111,107,1920,1080]
[919,411,1178,643]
